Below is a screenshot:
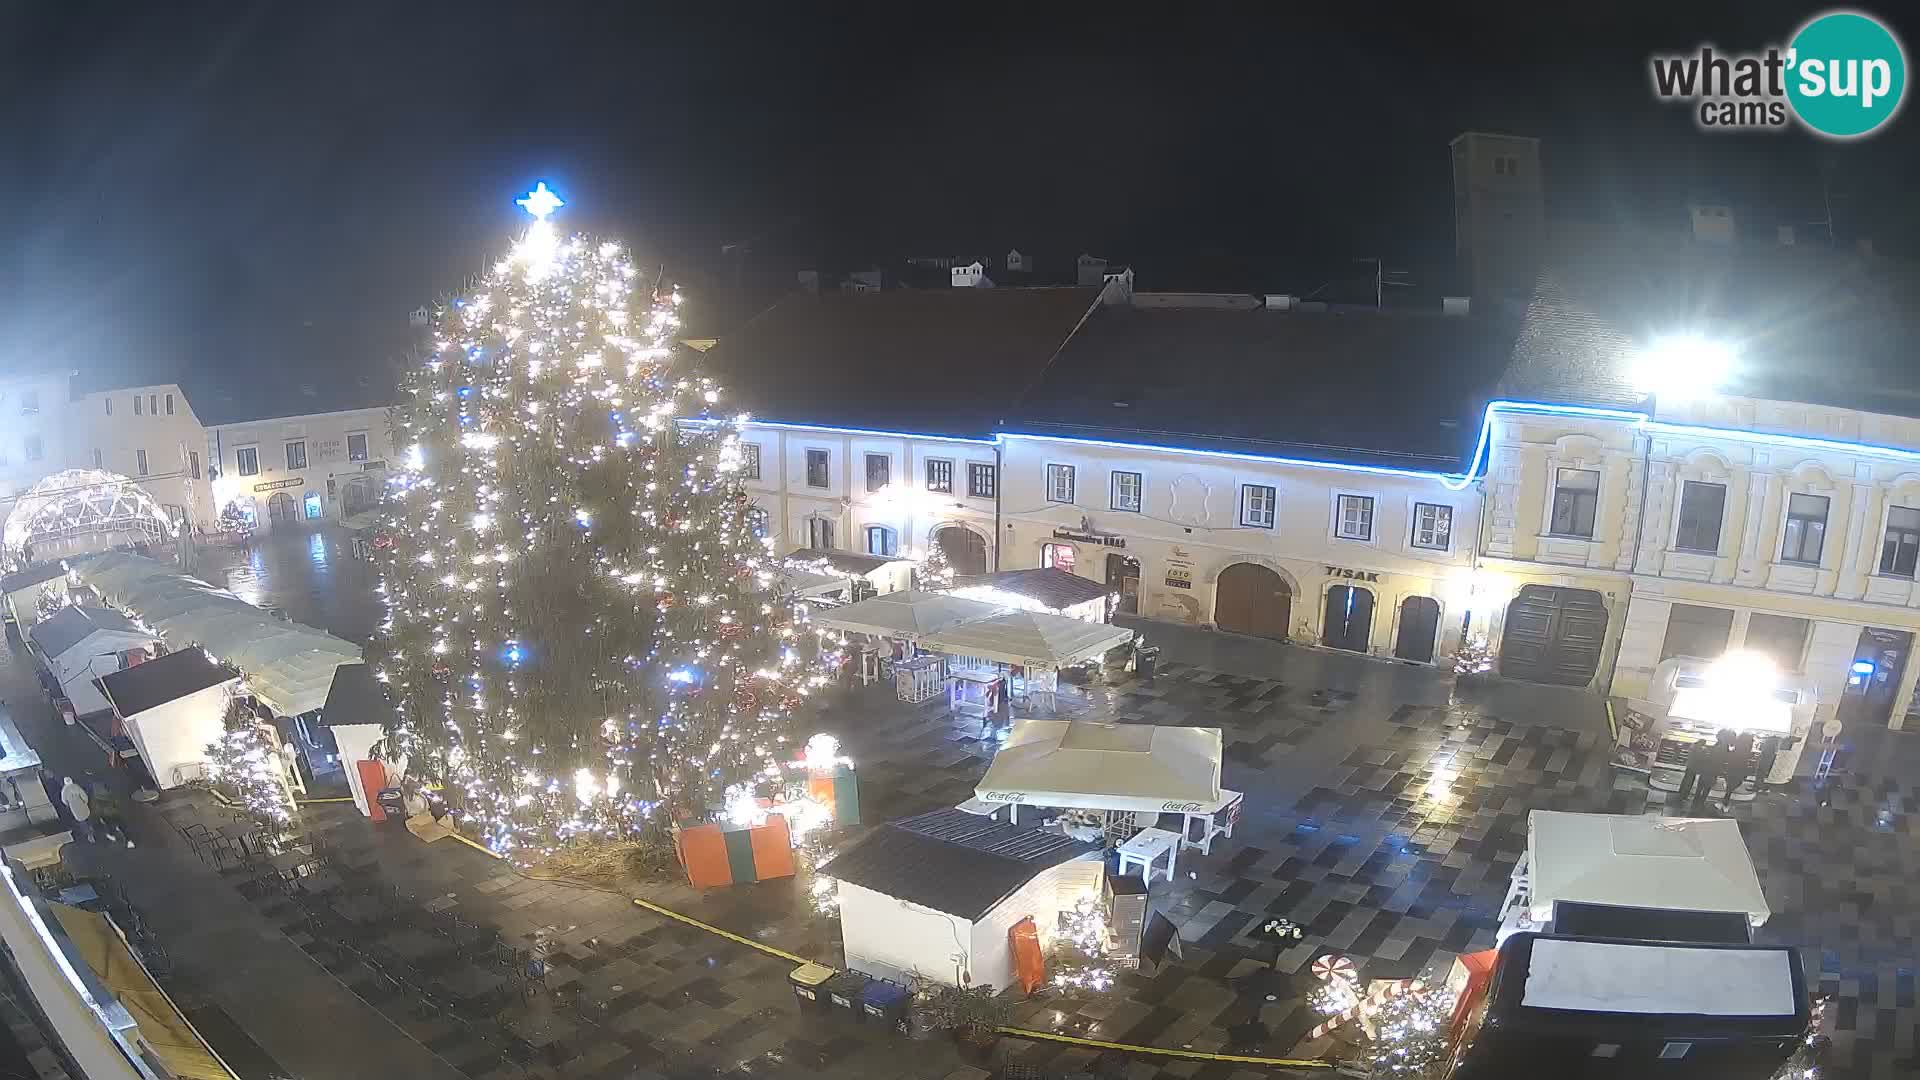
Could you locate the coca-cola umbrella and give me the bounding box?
[974,719,1222,817]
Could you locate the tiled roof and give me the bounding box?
[818,807,1099,921]
[97,648,239,718]
[1010,306,1518,470]
[703,288,1101,439]
[1500,237,1920,418]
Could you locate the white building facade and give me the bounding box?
[70,383,215,530]
[206,407,395,531]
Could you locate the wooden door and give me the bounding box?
[1214,563,1291,640]
[1322,585,1375,652]
[1394,596,1441,663]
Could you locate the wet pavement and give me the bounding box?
[12,527,1917,1078]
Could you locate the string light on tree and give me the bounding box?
[370,182,832,861]
[1363,984,1458,1079]
[204,683,296,831]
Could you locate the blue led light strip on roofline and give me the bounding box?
[691,400,1920,489]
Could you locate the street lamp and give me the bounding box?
[1630,334,1735,403]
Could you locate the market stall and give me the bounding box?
[318,663,398,818]
[0,562,72,627]
[807,590,1004,697]
[974,719,1223,833]
[1496,810,1770,943]
[916,610,1133,714]
[1614,652,1817,798]
[948,567,1114,624]
[778,565,849,601]
[28,607,158,719]
[819,807,1102,990]
[1451,933,1807,1078]
[96,649,244,790]
[783,550,914,598]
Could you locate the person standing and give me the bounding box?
[60,778,92,844]
[1688,729,1735,812]
[1727,731,1757,807]
[1754,734,1782,791]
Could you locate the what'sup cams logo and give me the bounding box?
[1651,10,1907,138]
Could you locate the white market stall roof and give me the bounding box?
[70,552,361,717]
[975,720,1222,814]
[1526,810,1771,926]
[919,610,1133,669]
[807,590,1003,640]
[778,567,848,600]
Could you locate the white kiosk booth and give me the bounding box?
[1497,811,1770,945]
[1613,651,1818,798]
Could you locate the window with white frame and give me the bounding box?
[136,449,148,476]
[865,525,897,556]
[1335,494,1374,540]
[739,442,761,480]
[91,448,103,469]
[1411,502,1452,550]
[1673,481,1726,553]
[1780,492,1829,565]
[967,462,996,499]
[132,395,142,416]
[236,447,259,476]
[103,397,112,416]
[1881,506,1920,578]
[189,450,201,479]
[164,393,175,415]
[926,458,953,493]
[148,393,157,415]
[23,436,41,463]
[1240,484,1275,528]
[347,433,369,462]
[286,440,307,470]
[866,453,890,493]
[744,505,768,537]
[1548,468,1600,538]
[1046,464,1075,504]
[805,448,830,488]
[1110,471,1142,512]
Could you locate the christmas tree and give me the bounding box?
[205,686,295,831]
[915,534,954,589]
[372,184,827,860]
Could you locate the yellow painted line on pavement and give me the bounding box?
[629,896,810,965]
[996,1026,1334,1069]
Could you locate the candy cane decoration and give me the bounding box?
[1306,977,1420,1042]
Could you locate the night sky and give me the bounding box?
[3,2,1916,422]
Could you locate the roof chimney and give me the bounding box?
[1263,294,1294,310]
[1442,297,1471,316]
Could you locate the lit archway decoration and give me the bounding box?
[2,469,177,569]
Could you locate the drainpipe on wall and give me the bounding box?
[992,442,1003,571]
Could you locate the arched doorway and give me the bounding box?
[934,526,989,576]
[1394,596,1441,663]
[267,492,297,523]
[1214,562,1291,640]
[1499,585,1607,686]
[1322,585,1374,652]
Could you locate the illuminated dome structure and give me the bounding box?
[1,469,177,570]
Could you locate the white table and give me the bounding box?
[1179,789,1243,854]
[1116,827,1180,884]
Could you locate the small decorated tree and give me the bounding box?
[915,536,954,590]
[1363,985,1458,1079]
[204,688,295,831]
[1451,636,1495,678]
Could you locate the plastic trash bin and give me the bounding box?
[860,979,910,1033]
[822,970,870,1021]
[1134,645,1161,682]
[788,962,834,1014]
[375,787,407,823]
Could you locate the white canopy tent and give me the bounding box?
[1521,810,1770,927]
[808,590,1003,641]
[918,610,1133,669]
[71,552,362,718]
[975,720,1222,816]
[778,566,849,600]
[28,607,159,718]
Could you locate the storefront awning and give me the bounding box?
[917,609,1133,668]
[975,720,1222,814]
[49,904,236,1079]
